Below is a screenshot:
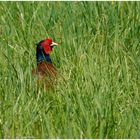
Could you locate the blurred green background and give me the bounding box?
[0,1,140,138]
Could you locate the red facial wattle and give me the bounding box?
[40,38,53,54]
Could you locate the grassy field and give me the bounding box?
[0,1,140,138]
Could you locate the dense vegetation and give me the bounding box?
[0,1,140,138]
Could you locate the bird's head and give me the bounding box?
[36,38,60,64]
[37,38,59,55]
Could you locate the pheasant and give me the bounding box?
[32,38,59,89]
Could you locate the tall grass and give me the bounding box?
[0,1,140,138]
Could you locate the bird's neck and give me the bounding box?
[36,49,52,64]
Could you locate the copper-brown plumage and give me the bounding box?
[32,62,57,78]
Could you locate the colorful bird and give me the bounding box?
[32,38,59,89]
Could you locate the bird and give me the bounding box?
[32,38,59,89]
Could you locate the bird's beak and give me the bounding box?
[50,42,59,46]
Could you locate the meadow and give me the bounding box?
[0,1,140,138]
